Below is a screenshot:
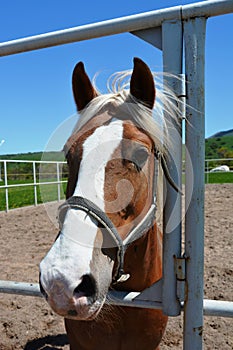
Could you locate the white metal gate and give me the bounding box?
[0,1,233,349]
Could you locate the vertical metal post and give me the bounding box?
[57,162,61,201]
[33,161,38,206]
[162,19,183,316]
[4,160,9,212]
[183,17,206,350]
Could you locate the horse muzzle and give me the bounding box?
[39,268,103,320]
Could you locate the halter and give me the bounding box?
[58,151,182,285]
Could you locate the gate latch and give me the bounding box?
[175,256,186,302]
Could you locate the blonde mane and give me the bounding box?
[72,69,183,157]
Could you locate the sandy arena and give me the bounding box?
[0,184,232,349]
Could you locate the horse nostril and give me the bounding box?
[73,274,97,299]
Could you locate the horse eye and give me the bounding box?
[132,147,149,171]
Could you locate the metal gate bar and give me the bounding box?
[1,280,233,318]
[0,0,233,57]
[162,19,183,317]
[183,17,206,350]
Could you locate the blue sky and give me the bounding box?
[0,0,232,155]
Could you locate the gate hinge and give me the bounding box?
[175,255,186,302]
[173,73,186,121]
[176,73,186,98]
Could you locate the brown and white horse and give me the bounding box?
[40,58,179,349]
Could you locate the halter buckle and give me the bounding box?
[116,273,131,283]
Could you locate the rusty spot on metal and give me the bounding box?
[193,325,203,336]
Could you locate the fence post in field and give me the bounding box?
[33,161,37,206]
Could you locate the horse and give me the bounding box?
[39,57,181,349]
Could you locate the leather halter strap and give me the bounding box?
[155,150,183,195]
[58,196,124,283]
[58,153,182,284]
[58,196,156,284]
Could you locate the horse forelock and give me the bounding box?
[70,69,182,159]
[64,69,182,214]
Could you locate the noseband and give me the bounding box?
[58,151,182,285]
[58,196,157,284]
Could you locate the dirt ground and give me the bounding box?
[0,184,232,349]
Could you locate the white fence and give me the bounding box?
[0,159,67,212]
[0,157,232,211]
[205,157,233,183]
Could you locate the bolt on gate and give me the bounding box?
[0,1,233,349]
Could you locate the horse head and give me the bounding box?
[39,58,166,321]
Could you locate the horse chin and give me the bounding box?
[47,295,105,321]
[64,302,104,321]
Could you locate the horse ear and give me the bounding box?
[130,57,156,109]
[72,62,98,111]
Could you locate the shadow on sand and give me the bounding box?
[24,333,69,350]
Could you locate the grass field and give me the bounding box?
[205,171,233,184]
[0,179,67,211]
[0,172,232,211]
[1,146,232,211]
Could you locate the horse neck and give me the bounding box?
[114,222,163,292]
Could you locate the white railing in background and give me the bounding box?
[0,159,67,212]
[0,157,232,212]
[205,158,233,183]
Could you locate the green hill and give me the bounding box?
[205,135,233,159]
[1,133,233,164]
[0,151,65,161]
[210,129,233,138]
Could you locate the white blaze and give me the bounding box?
[73,120,124,209]
[63,120,124,245]
[39,120,124,296]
